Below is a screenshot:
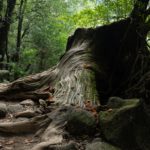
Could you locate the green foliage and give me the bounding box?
[11,63,25,79]
[71,0,133,28]
[21,48,37,67]
[7,0,134,79]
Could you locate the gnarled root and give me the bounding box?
[0,114,52,134]
[31,141,78,150]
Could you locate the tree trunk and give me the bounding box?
[0,18,149,104]
[15,0,27,62]
[0,0,148,104]
[0,0,16,63]
[0,0,149,149]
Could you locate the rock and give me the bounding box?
[7,104,24,113]
[20,99,35,106]
[48,141,78,150]
[39,99,47,107]
[0,103,7,118]
[41,106,96,145]
[86,141,121,150]
[66,108,96,136]
[99,97,150,150]
[92,138,102,142]
[46,106,96,136]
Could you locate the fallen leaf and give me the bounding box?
[84,100,98,118]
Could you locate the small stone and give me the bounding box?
[20,99,34,106]
[0,103,7,118]
[39,99,47,107]
[8,104,24,113]
[92,138,102,142]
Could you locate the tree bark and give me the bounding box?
[15,0,27,62]
[0,0,16,63]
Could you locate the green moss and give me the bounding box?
[86,141,121,150]
[66,108,96,136]
[99,98,142,149]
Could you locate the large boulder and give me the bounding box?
[99,97,150,150]
[66,107,96,136]
[41,106,96,143]
[8,104,24,113]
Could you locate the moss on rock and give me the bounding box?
[99,97,150,150]
[66,108,96,136]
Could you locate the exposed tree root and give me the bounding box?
[15,110,37,118]
[0,114,52,134]
[0,35,100,107]
[32,141,78,150]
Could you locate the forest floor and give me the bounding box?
[0,99,102,150]
[0,100,41,150]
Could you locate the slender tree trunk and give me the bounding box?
[0,0,16,64]
[15,0,27,62]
